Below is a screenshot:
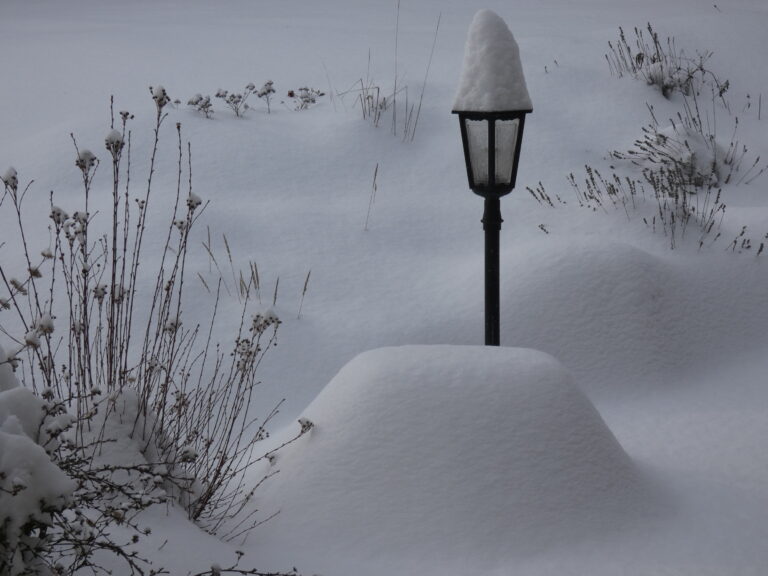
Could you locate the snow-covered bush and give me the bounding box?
[1,343,162,574]
[616,101,713,188]
[0,363,75,575]
[606,23,729,100]
[150,84,171,109]
[611,95,766,190]
[533,25,767,251]
[216,83,257,117]
[0,91,309,574]
[257,81,275,114]
[285,87,325,111]
[189,82,273,117]
[188,93,214,118]
[599,83,766,248]
[562,165,727,250]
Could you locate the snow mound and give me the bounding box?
[453,10,532,112]
[254,346,649,574]
[497,240,768,394]
[501,241,675,392]
[0,346,75,561]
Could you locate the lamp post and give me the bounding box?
[452,10,532,346]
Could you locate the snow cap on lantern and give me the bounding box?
[452,9,532,112]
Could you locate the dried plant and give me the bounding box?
[188,93,214,118]
[257,81,276,114]
[0,91,307,575]
[216,84,257,117]
[531,25,768,251]
[612,94,766,190]
[606,23,729,100]
[284,87,325,111]
[334,11,440,142]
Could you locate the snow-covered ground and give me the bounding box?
[2,0,768,574]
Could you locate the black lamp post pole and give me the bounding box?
[483,118,502,346]
[482,197,502,346]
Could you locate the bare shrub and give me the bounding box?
[216,84,257,117]
[0,91,307,574]
[532,25,768,251]
[284,87,325,111]
[188,94,215,118]
[606,23,729,100]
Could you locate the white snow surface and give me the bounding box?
[252,346,651,575]
[452,9,533,112]
[2,0,768,574]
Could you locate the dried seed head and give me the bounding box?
[75,149,97,172]
[151,85,170,110]
[105,129,124,155]
[186,193,202,210]
[2,167,18,191]
[50,205,69,225]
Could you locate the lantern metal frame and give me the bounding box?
[453,109,531,199]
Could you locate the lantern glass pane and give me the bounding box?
[494,119,520,185]
[465,119,489,186]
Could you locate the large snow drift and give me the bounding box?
[253,346,650,575]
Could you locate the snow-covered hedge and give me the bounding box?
[0,347,75,575]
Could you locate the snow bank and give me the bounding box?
[0,346,16,393]
[0,418,74,553]
[490,240,768,395]
[253,346,649,575]
[0,347,75,564]
[453,10,533,112]
[498,241,676,392]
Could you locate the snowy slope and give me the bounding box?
[2,0,768,574]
